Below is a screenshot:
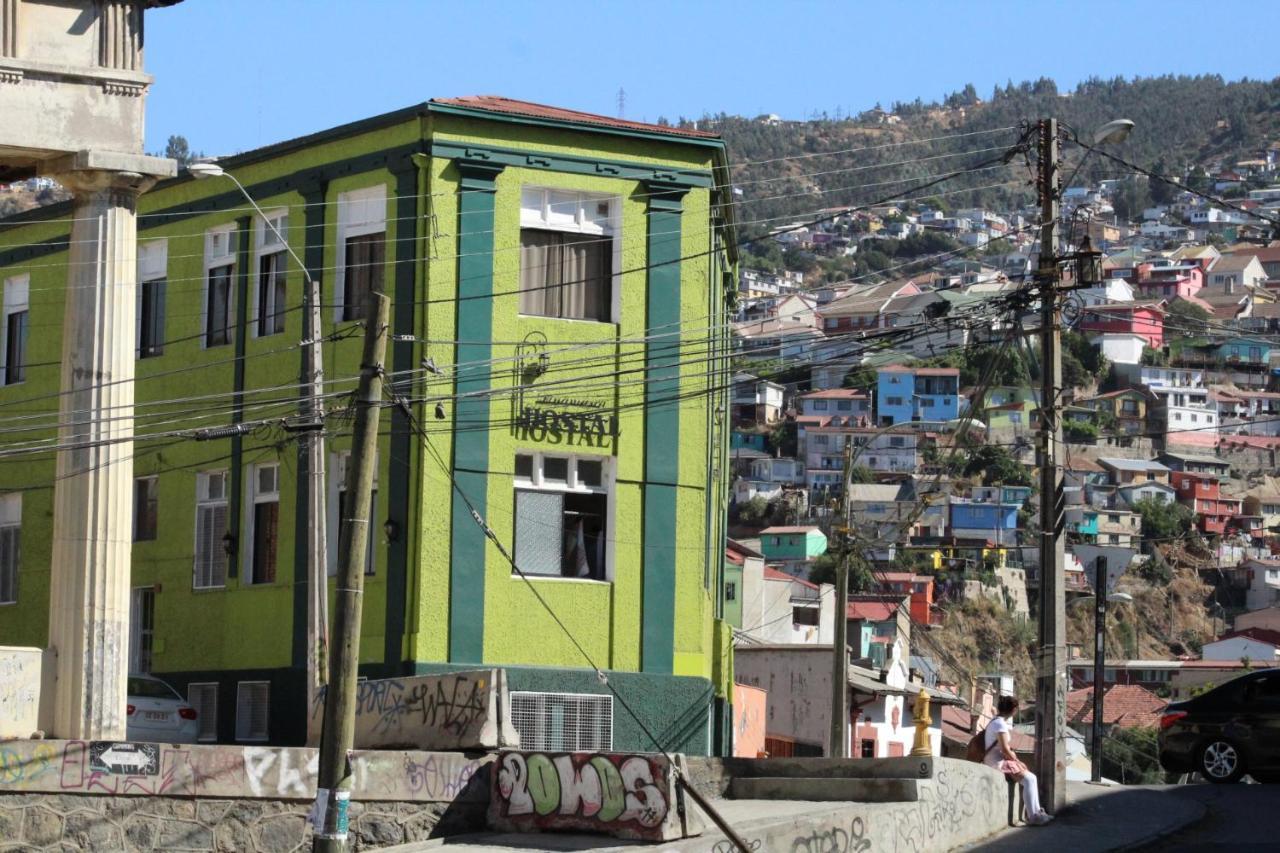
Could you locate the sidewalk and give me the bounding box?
[967,781,1207,852]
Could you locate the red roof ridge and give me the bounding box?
[432,96,721,140]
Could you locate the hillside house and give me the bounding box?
[876,366,961,426]
[1133,261,1206,300]
[1080,303,1165,348]
[758,526,829,577]
[1171,471,1243,536]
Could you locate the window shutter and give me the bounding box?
[235,682,270,742]
[515,490,563,575]
[188,683,218,742]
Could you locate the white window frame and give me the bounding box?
[518,185,622,324]
[235,681,270,742]
[334,185,387,323]
[0,493,19,605]
[253,210,290,338]
[193,470,229,589]
[135,239,167,358]
[244,462,280,585]
[327,451,378,577]
[203,225,236,350]
[187,682,218,743]
[512,451,614,582]
[1,273,30,386]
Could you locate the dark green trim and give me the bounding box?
[428,101,728,152]
[429,140,713,188]
[383,160,421,671]
[291,179,328,672]
[413,662,716,755]
[228,216,251,579]
[641,182,688,675]
[448,158,504,664]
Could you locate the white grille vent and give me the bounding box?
[235,681,270,742]
[510,692,612,752]
[188,682,218,742]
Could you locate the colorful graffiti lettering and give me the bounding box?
[490,751,675,841]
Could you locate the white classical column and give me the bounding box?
[46,167,157,740]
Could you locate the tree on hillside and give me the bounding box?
[1131,497,1195,544]
[1166,298,1211,325]
[1149,157,1178,205]
[962,444,1032,487]
[163,135,200,167]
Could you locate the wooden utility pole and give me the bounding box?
[1033,117,1067,813]
[829,439,854,758]
[313,292,390,852]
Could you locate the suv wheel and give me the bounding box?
[1200,739,1245,783]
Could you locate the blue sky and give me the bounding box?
[145,0,1279,156]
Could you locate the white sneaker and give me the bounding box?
[1026,811,1054,826]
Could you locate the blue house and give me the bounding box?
[1216,338,1272,365]
[949,499,1020,545]
[732,431,768,452]
[876,365,961,426]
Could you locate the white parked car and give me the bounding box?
[126,675,200,744]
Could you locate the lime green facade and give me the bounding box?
[0,100,737,753]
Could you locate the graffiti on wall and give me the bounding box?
[732,683,766,758]
[0,739,487,803]
[308,669,517,751]
[0,647,44,738]
[489,751,693,842]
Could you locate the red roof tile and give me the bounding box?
[1214,627,1280,647]
[847,601,899,621]
[763,567,818,589]
[432,96,720,139]
[1065,684,1165,729]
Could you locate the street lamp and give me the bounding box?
[189,160,331,697]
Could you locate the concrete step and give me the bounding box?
[728,775,920,802]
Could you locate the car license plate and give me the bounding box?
[144,711,168,721]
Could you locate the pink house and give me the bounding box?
[1133,262,1206,301]
[1081,303,1165,348]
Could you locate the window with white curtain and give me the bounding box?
[204,227,235,348]
[336,185,386,322]
[519,187,617,323]
[194,471,229,589]
[136,240,167,358]
[255,211,289,337]
[513,452,610,580]
[1,274,29,386]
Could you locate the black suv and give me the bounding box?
[1159,668,1280,783]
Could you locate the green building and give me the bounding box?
[0,97,738,753]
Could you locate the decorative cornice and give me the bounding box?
[430,140,713,189]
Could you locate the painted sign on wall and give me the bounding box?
[308,669,518,751]
[488,751,701,842]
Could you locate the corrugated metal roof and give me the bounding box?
[432,96,721,139]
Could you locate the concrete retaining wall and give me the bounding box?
[0,792,485,851]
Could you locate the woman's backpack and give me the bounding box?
[965,730,988,763]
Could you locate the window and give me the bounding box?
[513,452,610,580]
[194,471,229,589]
[813,400,829,411]
[255,212,289,336]
[247,464,279,585]
[2,274,29,385]
[1010,412,1023,425]
[815,434,828,446]
[519,187,616,322]
[136,240,166,358]
[235,681,270,742]
[510,692,612,752]
[328,452,377,576]
[188,683,218,742]
[204,227,235,348]
[837,400,851,411]
[129,587,154,673]
[889,437,905,448]
[887,396,903,406]
[725,581,737,601]
[337,186,387,322]
[0,494,19,604]
[134,477,158,541]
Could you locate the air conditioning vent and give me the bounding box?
[510,691,612,752]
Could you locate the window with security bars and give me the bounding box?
[235,681,269,742]
[509,692,612,752]
[188,683,218,742]
[194,471,229,589]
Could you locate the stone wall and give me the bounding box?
[0,792,485,851]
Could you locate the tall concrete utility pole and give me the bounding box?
[314,292,390,853]
[1033,117,1067,813]
[829,439,854,758]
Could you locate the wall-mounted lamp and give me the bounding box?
[221,530,237,558]
[435,402,447,420]
[384,519,400,543]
